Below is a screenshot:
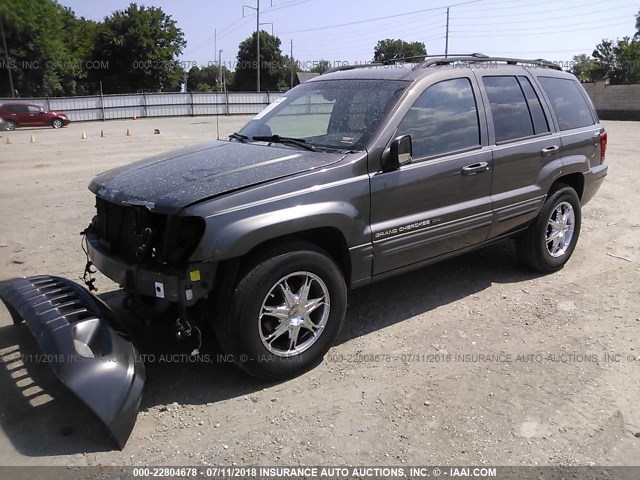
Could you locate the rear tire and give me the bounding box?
[4,120,16,131]
[215,242,347,381]
[516,185,581,273]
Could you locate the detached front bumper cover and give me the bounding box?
[0,275,145,449]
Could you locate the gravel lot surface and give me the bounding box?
[0,117,638,467]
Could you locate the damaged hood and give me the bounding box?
[89,140,346,214]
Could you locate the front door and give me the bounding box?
[370,77,493,275]
[25,105,44,126]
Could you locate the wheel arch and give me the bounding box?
[214,226,352,295]
[549,172,585,199]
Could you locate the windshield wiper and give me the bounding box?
[252,135,317,152]
[229,132,249,143]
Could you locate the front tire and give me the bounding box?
[51,118,63,129]
[516,185,581,273]
[216,242,347,380]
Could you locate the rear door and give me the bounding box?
[1,105,20,124]
[535,75,601,171]
[370,76,493,275]
[475,70,559,238]
[14,104,31,126]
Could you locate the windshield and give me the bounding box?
[239,79,408,151]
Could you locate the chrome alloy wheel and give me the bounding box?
[258,271,330,357]
[546,201,575,257]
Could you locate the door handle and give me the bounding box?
[541,145,560,156]
[461,162,490,175]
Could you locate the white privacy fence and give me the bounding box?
[0,91,286,122]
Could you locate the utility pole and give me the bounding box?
[214,28,216,70]
[256,0,260,92]
[243,1,260,92]
[0,17,15,97]
[445,7,450,58]
[219,49,223,92]
[290,39,294,89]
[244,0,272,92]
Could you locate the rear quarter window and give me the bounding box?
[538,77,595,131]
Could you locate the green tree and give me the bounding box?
[89,3,186,93]
[232,30,285,91]
[570,54,597,82]
[373,39,426,63]
[592,37,640,84]
[614,37,640,83]
[0,0,86,96]
[309,59,331,74]
[186,64,233,91]
[59,8,103,94]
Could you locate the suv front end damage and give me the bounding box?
[0,275,145,449]
[83,197,215,306]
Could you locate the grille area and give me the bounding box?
[94,197,165,263]
[92,197,204,265]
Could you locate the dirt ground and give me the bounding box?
[0,117,638,467]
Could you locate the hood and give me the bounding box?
[89,140,346,214]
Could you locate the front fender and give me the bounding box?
[192,201,364,261]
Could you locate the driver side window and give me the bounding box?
[397,78,480,160]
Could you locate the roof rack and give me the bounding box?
[323,54,494,74]
[325,63,383,73]
[323,54,562,75]
[415,54,562,70]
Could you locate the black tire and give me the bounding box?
[4,120,16,131]
[516,185,581,273]
[216,241,347,381]
[51,118,63,129]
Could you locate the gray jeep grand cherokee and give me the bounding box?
[0,55,608,447]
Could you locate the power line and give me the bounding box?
[450,20,630,37]
[451,15,631,33]
[452,0,635,18]
[278,0,485,34]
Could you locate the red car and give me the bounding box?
[0,103,70,130]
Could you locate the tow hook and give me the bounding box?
[175,313,202,356]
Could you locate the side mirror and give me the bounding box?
[382,135,413,172]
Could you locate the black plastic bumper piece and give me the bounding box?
[0,275,145,449]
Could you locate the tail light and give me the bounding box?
[600,131,607,164]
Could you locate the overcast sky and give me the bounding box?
[59,0,639,69]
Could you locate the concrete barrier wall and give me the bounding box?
[0,91,285,122]
[582,81,640,121]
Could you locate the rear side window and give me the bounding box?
[538,77,595,130]
[482,76,534,142]
[397,78,480,159]
[518,76,549,135]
